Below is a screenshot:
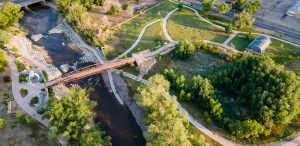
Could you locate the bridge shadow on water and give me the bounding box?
[69,73,146,146]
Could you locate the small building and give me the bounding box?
[287,0,300,16]
[247,35,271,54]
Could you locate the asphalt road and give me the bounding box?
[178,0,300,44]
[211,9,300,42]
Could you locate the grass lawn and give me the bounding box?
[145,51,226,81]
[229,34,253,51]
[167,8,228,43]
[266,38,300,74]
[106,1,177,59]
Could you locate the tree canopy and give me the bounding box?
[164,56,299,141]
[210,56,300,139]
[47,87,110,146]
[134,74,207,146]
[245,0,262,15]
[236,11,255,29]
[0,2,23,29]
[218,2,230,15]
[201,0,215,14]
[173,41,195,60]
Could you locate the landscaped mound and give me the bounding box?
[164,56,300,144]
[212,56,300,142]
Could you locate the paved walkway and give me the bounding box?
[223,33,238,46]
[4,51,48,126]
[3,51,68,145]
[107,7,179,105]
[118,19,162,59]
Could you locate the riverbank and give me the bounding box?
[18,3,147,145]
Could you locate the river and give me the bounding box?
[19,3,145,146]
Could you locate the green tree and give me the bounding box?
[66,3,87,26]
[108,5,117,15]
[178,4,183,11]
[173,41,195,60]
[0,2,24,29]
[79,125,111,146]
[225,23,233,34]
[201,0,215,14]
[228,120,264,139]
[232,0,246,12]
[211,56,300,134]
[218,2,230,15]
[123,2,129,10]
[236,11,255,29]
[0,118,5,128]
[134,74,206,145]
[245,0,262,15]
[47,87,110,145]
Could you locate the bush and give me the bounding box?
[0,2,24,29]
[173,41,195,60]
[0,32,10,48]
[0,118,5,128]
[42,70,48,82]
[178,4,183,11]
[19,74,28,83]
[16,60,26,72]
[20,88,28,97]
[37,107,46,114]
[94,0,105,6]
[16,112,39,129]
[123,2,129,10]
[29,96,39,107]
[108,5,117,15]
[0,51,8,72]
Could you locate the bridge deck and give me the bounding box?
[45,57,136,87]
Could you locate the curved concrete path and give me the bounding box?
[118,19,162,59]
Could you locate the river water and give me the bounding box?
[19,3,145,146]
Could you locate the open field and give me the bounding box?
[146,51,226,80]
[87,0,163,27]
[134,22,166,53]
[0,65,58,146]
[106,1,177,59]
[167,8,228,43]
[229,34,254,51]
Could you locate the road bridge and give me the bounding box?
[12,0,45,7]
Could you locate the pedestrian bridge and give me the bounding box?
[45,57,136,87]
[12,0,45,7]
[44,49,161,87]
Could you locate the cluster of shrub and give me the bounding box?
[163,56,300,141]
[172,40,243,61]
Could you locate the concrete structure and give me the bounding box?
[287,0,300,16]
[247,35,271,53]
[7,100,17,114]
[12,0,45,7]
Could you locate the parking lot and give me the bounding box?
[255,0,300,32]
